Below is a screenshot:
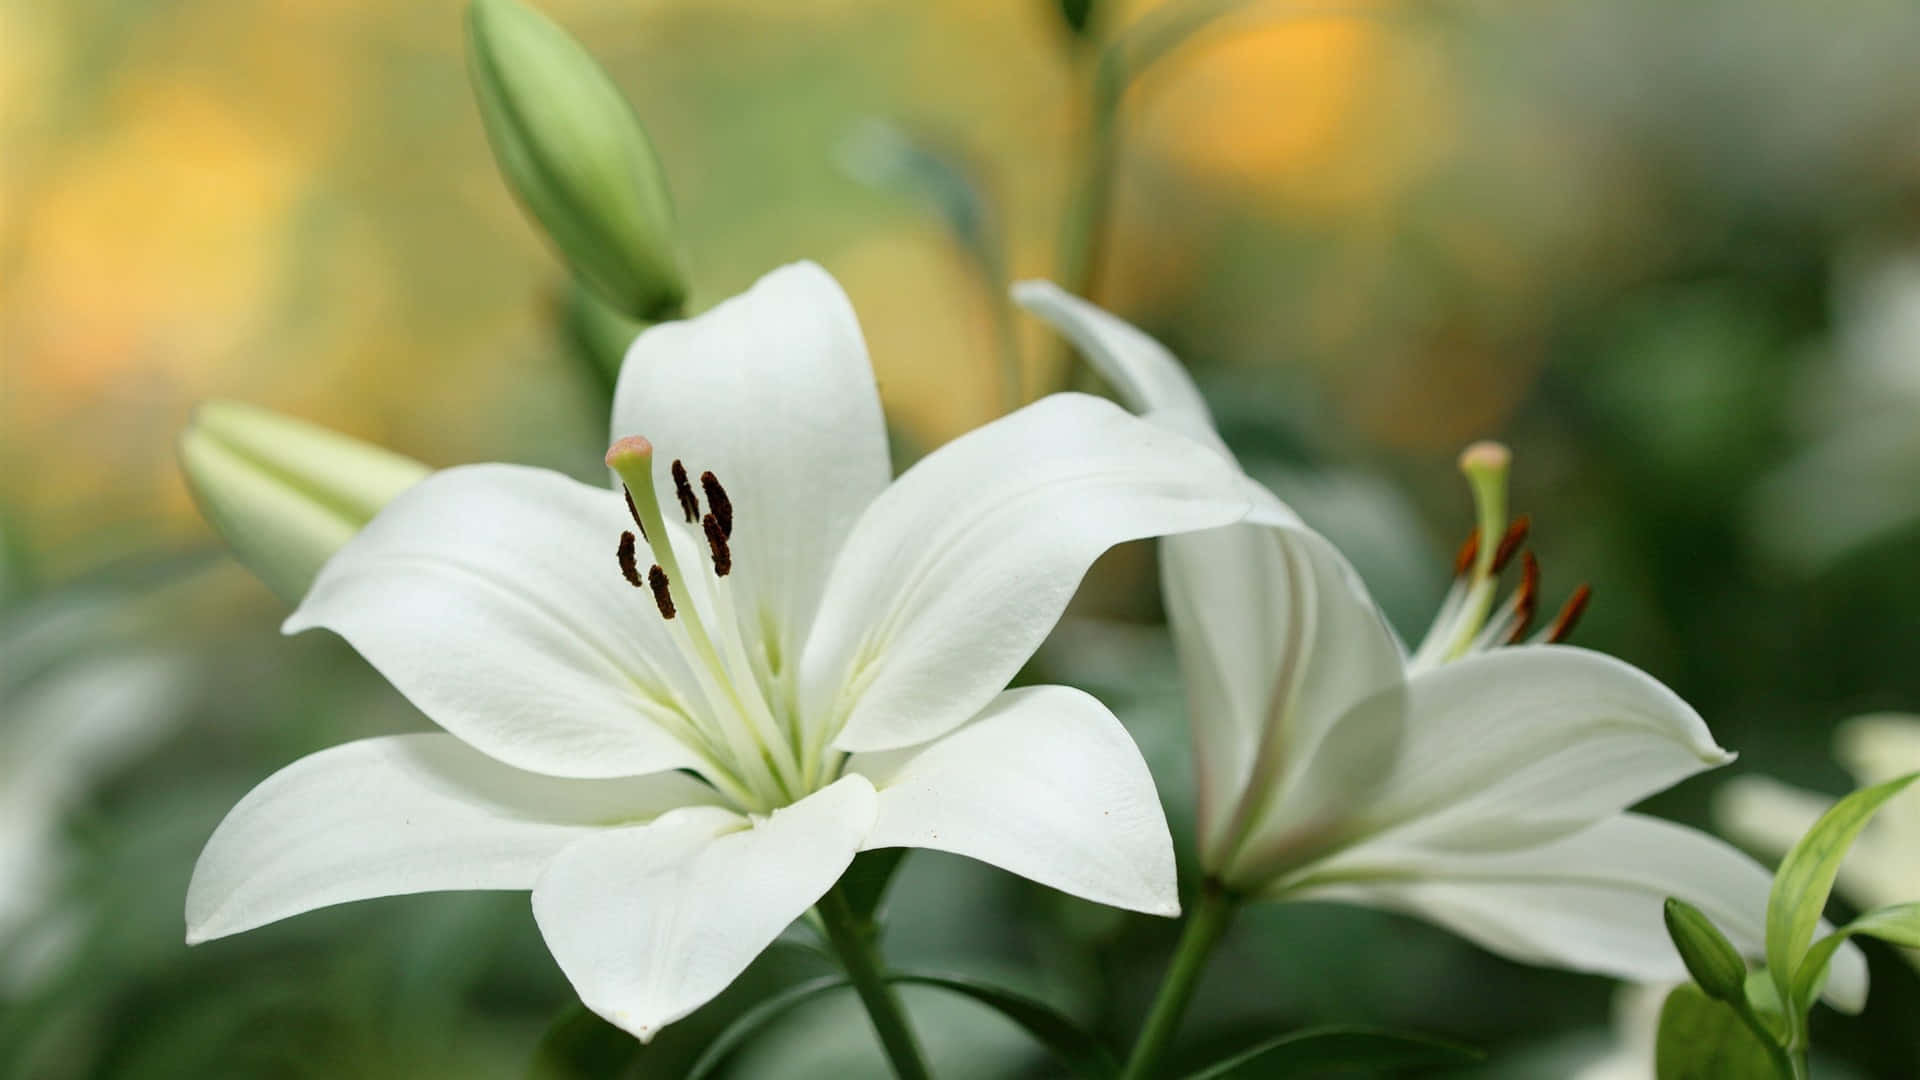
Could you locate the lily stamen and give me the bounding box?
[647,564,675,619]
[671,459,699,523]
[607,436,805,806]
[701,471,733,539]
[617,531,644,588]
[1409,444,1599,670]
[1539,584,1593,644]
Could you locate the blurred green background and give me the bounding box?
[4,0,1918,1075]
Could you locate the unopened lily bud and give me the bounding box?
[1664,897,1750,1004]
[179,400,429,605]
[466,0,687,321]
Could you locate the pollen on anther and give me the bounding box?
[1508,551,1541,642]
[670,460,699,523]
[1492,515,1531,574]
[647,564,676,619]
[1544,584,1592,643]
[621,487,648,541]
[700,471,733,539]
[702,512,732,576]
[1451,531,1480,578]
[617,531,644,588]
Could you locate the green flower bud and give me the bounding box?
[179,400,429,605]
[1664,897,1750,1004]
[466,0,687,321]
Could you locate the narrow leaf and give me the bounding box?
[1180,1025,1482,1079]
[890,971,1118,1080]
[1764,771,1919,1011]
[684,975,849,1080]
[1654,984,1778,1080]
[1846,901,1920,948]
[1790,901,1920,1009]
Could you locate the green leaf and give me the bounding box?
[890,971,1118,1080]
[528,1002,640,1080]
[1764,770,1919,1012]
[1180,1025,1483,1079]
[684,975,849,1080]
[1654,984,1778,1080]
[1846,901,1920,948]
[683,969,1116,1080]
[1791,901,1920,1009]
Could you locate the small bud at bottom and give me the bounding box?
[1664,897,1749,1003]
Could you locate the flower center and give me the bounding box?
[1406,441,1591,676]
[606,436,809,812]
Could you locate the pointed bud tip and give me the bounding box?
[1458,440,1511,476]
[605,435,654,467]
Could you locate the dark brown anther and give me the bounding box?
[700,471,733,538]
[702,513,732,577]
[647,564,676,619]
[1452,530,1480,578]
[617,531,644,587]
[1507,551,1541,642]
[622,487,648,541]
[1491,515,1531,574]
[670,460,699,523]
[1544,584,1592,643]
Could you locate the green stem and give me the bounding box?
[815,885,932,1080]
[1729,997,1800,1080]
[1119,880,1238,1080]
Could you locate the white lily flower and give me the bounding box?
[1717,713,1920,972]
[1014,281,1869,1010]
[186,263,1259,1041]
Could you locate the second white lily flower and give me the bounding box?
[187,263,1262,1040]
[1016,282,1869,1010]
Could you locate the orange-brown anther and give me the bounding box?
[622,488,648,541]
[617,531,644,588]
[1452,531,1481,578]
[1544,584,1592,643]
[647,564,676,619]
[1509,551,1542,642]
[700,471,733,539]
[1492,515,1531,575]
[702,513,731,577]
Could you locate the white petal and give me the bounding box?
[532,775,877,1042]
[808,394,1252,753]
[285,465,706,780]
[850,685,1178,916]
[611,262,891,683]
[1283,814,1869,1013]
[1247,645,1732,875]
[186,735,714,943]
[1012,281,1226,456]
[1169,522,1404,872]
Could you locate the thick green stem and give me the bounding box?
[1119,880,1238,1080]
[815,885,932,1080]
[1730,997,1801,1080]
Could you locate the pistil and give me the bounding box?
[606,437,804,807]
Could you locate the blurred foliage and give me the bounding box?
[4,0,1919,1076]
